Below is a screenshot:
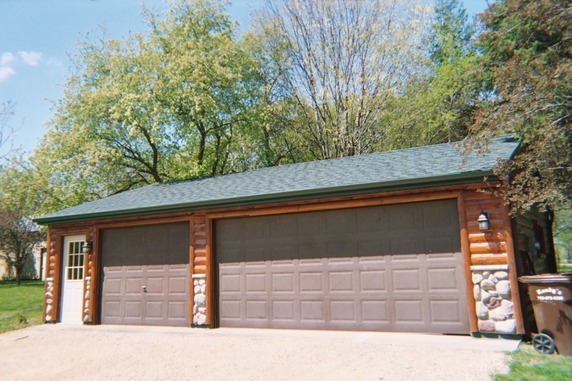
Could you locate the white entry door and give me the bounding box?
[60,235,86,324]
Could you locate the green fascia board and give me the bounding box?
[34,170,494,225]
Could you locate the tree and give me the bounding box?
[382,0,479,149]
[554,209,572,265]
[471,0,572,213]
[0,160,45,285]
[0,208,43,285]
[254,0,432,160]
[34,0,271,210]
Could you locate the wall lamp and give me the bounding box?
[477,211,490,231]
[82,240,93,254]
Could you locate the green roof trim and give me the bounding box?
[34,136,520,225]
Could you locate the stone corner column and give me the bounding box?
[44,277,56,323]
[192,273,208,327]
[471,265,516,335]
[82,276,92,324]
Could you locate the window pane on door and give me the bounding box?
[66,240,85,281]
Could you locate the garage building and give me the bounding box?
[35,136,556,336]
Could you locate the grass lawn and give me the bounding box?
[0,280,45,333]
[493,343,572,380]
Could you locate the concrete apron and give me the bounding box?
[43,324,521,353]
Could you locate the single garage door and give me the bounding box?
[101,222,190,326]
[216,199,469,333]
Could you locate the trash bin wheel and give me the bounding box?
[532,333,555,355]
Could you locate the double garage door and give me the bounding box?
[100,222,190,326]
[98,200,469,333]
[217,199,470,334]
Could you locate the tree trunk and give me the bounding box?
[15,263,22,286]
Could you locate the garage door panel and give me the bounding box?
[391,240,422,255]
[271,273,295,292]
[329,271,354,292]
[393,269,422,291]
[426,236,458,254]
[300,272,323,292]
[326,213,355,236]
[272,300,295,320]
[394,300,425,323]
[169,276,187,294]
[168,301,186,319]
[145,301,163,318]
[330,301,355,321]
[298,215,326,237]
[220,300,241,319]
[101,222,190,326]
[301,301,324,320]
[271,216,297,238]
[105,278,122,294]
[362,300,389,322]
[246,301,267,319]
[427,268,460,290]
[104,301,121,318]
[360,270,387,291]
[217,200,469,333]
[125,301,143,318]
[245,273,266,292]
[146,277,164,294]
[327,242,357,258]
[298,244,325,259]
[220,272,241,293]
[389,209,418,230]
[247,247,267,262]
[271,245,296,261]
[356,209,387,232]
[431,300,462,322]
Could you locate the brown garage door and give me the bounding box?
[216,199,469,333]
[101,222,190,326]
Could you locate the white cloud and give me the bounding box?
[0,51,45,83]
[0,52,15,66]
[0,66,16,82]
[18,51,42,66]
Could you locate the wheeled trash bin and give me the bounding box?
[519,273,572,356]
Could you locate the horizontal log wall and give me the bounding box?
[191,216,208,274]
[463,190,509,265]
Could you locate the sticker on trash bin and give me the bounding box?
[536,287,565,301]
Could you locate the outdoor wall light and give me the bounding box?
[82,240,93,254]
[477,211,490,231]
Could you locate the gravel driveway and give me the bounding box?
[0,324,518,381]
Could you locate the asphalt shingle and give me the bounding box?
[35,136,519,224]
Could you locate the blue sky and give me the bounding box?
[0,0,488,156]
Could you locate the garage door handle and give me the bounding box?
[141,286,147,293]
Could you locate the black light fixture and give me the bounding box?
[82,240,93,254]
[477,211,490,231]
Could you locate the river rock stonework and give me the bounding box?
[472,265,516,334]
[83,276,91,323]
[192,274,207,326]
[44,277,55,322]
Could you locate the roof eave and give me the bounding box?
[34,170,495,225]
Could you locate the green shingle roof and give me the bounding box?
[35,136,519,224]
